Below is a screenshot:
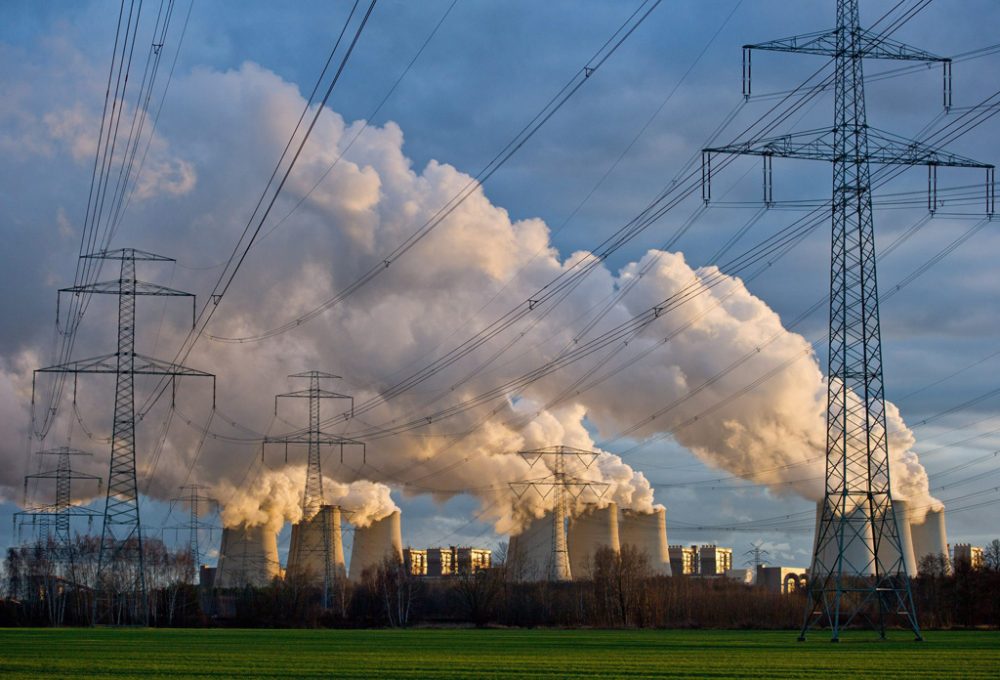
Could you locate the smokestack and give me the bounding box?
[348,509,403,582]
[810,501,875,576]
[215,523,280,588]
[910,506,949,573]
[507,511,572,582]
[617,506,671,576]
[877,499,917,577]
[568,502,620,580]
[286,504,346,584]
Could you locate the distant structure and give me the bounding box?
[263,371,362,605]
[404,548,428,576]
[14,447,102,551]
[618,507,672,576]
[568,503,620,579]
[163,484,219,584]
[911,508,950,572]
[509,446,608,582]
[35,248,214,624]
[404,546,491,577]
[349,510,403,582]
[215,523,281,588]
[698,545,733,576]
[757,566,808,594]
[668,545,697,576]
[953,544,984,570]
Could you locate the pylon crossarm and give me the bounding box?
[81,247,175,262]
[60,279,193,297]
[263,433,363,447]
[36,352,213,377]
[746,28,946,62]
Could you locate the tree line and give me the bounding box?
[3,538,1000,629]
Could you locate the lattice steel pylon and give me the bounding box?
[264,371,362,607]
[15,447,103,553]
[702,1,994,640]
[34,248,215,625]
[165,484,219,583]
[510,446,608,582]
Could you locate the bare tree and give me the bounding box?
[984,539,1000,573]
[375,556,416,627]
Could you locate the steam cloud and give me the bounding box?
[0,59,940,536]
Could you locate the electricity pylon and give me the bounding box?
[744,542,770,571]
[165,484,219,583]
[264,371,362,607]
[34,248,215,624]
[510,445,608,582]
[702,1,994,640]
[14,447,103,554]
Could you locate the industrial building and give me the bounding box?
[953,544,984,570]
[404,548,428,576]
[404,546,491,577]
[698,545,733,576]
[756,566,808,594]
[668,545,697,575]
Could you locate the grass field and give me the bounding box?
[0,628,997,679]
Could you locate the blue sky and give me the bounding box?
[3,0,1000,570]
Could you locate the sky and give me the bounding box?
[3,0,1000,571]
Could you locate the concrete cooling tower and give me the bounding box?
[287,505,346,585]
[910,507,949,572]
[877,499,917,577]
[348,510,403,582]
[810,501,875,576]
[508,511,572,582]
[215,523,280,588]
[568,503,620,580]
[618,507,671,576]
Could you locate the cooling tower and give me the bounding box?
[507,511,572,582]
[810,501,875,576]
[215,523,280,588]
[286,505,346,585]
[910,507,949,572]
[618,507,671,576]
[877,499,917,577]
[568,503,620,580]
[348,510,403,582]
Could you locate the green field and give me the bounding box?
[0,628,997,679]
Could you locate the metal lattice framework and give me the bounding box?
[701,1,994,640]
[264,371,362,606]
[164,484,219,583]
[15,447,103,554]
[34,248,215,624]
[510,446,608,582]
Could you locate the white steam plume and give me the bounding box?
[0,60,940,535]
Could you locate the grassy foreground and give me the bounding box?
[0,628,997,679]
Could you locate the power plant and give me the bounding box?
[215,523,281,588]
[567,503,620,579]
[809,501,949,578]
[619,507,672,576]
[286,505,347,584]
[910,507,950,571]
[508,511,572,582]
[348,510,403,582]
